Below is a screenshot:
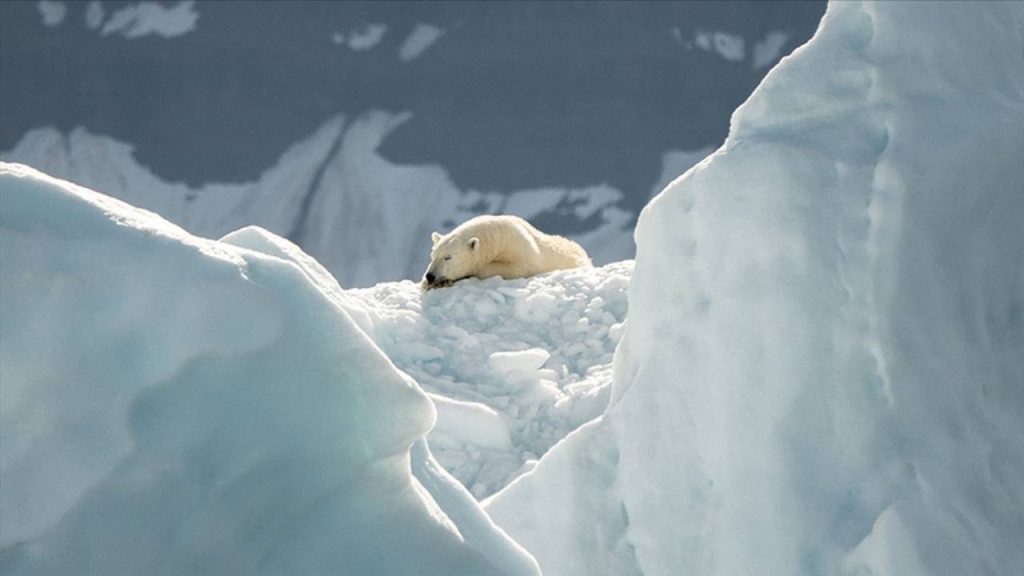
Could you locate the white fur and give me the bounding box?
[421,215,592,289]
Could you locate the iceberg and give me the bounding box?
[0,163,538,575]
[487,2,1024,575]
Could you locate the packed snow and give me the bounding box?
[346,263,630,497]
[487,2,1024,576]
[0,163,539,575]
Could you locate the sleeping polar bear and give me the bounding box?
[421,215,592,290]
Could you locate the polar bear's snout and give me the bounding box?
[422,271,439,290]
[422,267,460,290]
[421,269,448,290]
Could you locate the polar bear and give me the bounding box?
[421,215,592,290]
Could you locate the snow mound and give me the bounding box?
[157,204,630,500]
[346,261,631,498]
[488,2,1024,576]
[0,162,538,575]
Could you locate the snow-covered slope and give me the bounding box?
[487,2,1024,575]
[0,162,538,576]
[2,114,654,288]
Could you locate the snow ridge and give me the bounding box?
[0,162,540,575]
[488,2,1024,575]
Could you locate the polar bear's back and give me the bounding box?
[532,228,592,270]
[459,215,591,276]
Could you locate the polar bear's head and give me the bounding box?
[421,230,480,290]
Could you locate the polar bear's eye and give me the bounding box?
[443,255,453,261]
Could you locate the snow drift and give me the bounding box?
[0,163,538,575]
[487,2,1024,575]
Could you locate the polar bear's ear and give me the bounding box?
[432,232,442,246]
[468,237,479,250]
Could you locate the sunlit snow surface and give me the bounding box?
[348,264,630,498]
[0,163,539,575]
[488,2,1024,576]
